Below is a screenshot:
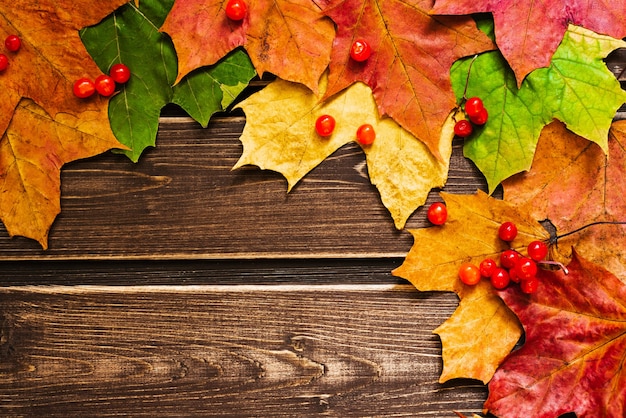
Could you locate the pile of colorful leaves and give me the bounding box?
[0,0,625,416]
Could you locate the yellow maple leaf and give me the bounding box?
[233,75,452,229]
[0,99,125,248]
[392,191,550,383]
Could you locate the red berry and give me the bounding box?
[0,54,8,71]
[225,0,247,21]
[490,268,510,290]
[458,262,481,286]
[479,258,497,278]
[95,74,116,97]
[315,114,335,137]
[109,63,131,84]
[350,39,371,62]
[5,35,21,52]
[509,265,520,283]
[500,249,520,269]
[469,107,488,125]
[454,120,473,137]
[520,276,539,294]
[527,240,548,261]
[73,78,96,99]
[464,97,484,118]
[427,202,447,225]
[356,123,375,145]
[498,221,518,242]
[515,257,538,280]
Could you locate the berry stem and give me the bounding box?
[538,260,569,275]
[461,55,479,102]
[552,220,626,244]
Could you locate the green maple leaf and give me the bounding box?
[80,0,256,161]
[451,25,626,192]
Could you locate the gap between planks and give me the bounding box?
[0,283,420,294]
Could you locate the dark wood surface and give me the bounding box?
[1,53,624,416]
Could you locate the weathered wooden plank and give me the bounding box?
[0,284,488,417]
[0,258,405,286]
[0,115,488,260]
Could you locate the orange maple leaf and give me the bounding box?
[160,0,335,92]
[393,191,549,383]
[503,120,626,282]
[0,100,125,248]
[0,0,128,137]
[0,1,128,247]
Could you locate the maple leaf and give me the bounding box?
[432,0,626,85]
[393,191,550,383]
[233,75,452,229]
[503,120,626,283]
[318,0,494,160]
[160,0,334,93]
[0,100,125,248]
[0,0,128,139]
[485,251,626,418]
[451,25,626,192]
[81,0,257,162]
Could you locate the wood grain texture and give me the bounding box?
[0,284,487,417]
[0,114,488,260]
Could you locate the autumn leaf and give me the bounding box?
[81,0,256,161]
[233,75,452,229]
[0,0,129,247]
[160,0,334,93]
[451,25,626,192]
[317,0,494,160]
[392,191,550,383]
[485,251,626,418]
[432,0,626,85]
[0,100,125,248]
[503,120,626,283]
[0,0,128,139]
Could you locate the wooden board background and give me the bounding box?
[0,49,624,417]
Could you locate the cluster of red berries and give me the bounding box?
[72,63,131,99]
[0,34,22,72]
[454,96,488,138]
[315,114,376,145]
[458,221,549,294]
[424,202,548,294]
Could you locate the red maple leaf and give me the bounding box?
[431,0,626,85]
[160,0,335,93]
[485,251,626,418]
[318,0,494,160]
